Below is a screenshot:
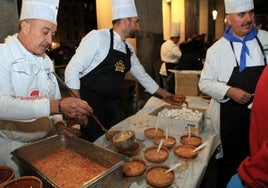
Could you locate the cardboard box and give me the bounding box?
[169,70,201,96]
[149,105,206,134]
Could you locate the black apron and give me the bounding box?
[217,37,267,188]
[80,29,131,142]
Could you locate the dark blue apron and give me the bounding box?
[80,29,131,142]
[217,37,267,188]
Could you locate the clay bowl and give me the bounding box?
[173,94,186,102]
[0,166,14,187]
[180,134,202,147]
[122,158,147,177]
[2,176,42,188]
[145,165,175,188]
[171,95,188,106]
[112,130,135,150]
[173,144,198,161]
[144,128,164,139]
[154,135,177,149]
[144,146,169,163]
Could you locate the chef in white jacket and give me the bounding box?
[65,0,173,142]
[0,0,92,177]
[199,0,268,187]
[159,22,181,93]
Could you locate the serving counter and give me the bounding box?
[94,96,220,188]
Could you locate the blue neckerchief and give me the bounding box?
[223,26,258,72]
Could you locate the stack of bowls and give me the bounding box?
[2,176,42,188]
[0,166,14,187]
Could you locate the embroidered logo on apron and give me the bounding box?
[114,60,126,73]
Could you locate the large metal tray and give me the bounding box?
[12,135,126,188]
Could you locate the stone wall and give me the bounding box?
[0,0,19,42]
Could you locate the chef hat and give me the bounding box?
[112,0,138,20]
[170,23,180,37]
[224,0,254,14]
[20,0,59,25]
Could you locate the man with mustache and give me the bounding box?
[0,0,93,177]
[198,0,268,187]
[65,0,173,142]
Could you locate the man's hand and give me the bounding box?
[226,87,253,104]
[55,121,77,137]
[156,87,174,103]
[59,97,93,118]
[66,116,89,128]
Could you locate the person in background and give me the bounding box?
[159,23,181,93]
[176,33,206,71]
[0,0,93,177]
[65,0,173,142]
[198,0,268,187]
[227,63,268,188]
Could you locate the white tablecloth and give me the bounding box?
[94,96,220,188]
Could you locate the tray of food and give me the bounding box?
[12,135,127,188]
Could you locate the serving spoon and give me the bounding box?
[165,163,182,173]
[52,71,108,133]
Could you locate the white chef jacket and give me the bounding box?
[0,34,61,121]
[159,40,181,76]
[199,29,268,144]
[0,34,62,176]
[65,29,159,94]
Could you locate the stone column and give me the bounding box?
[0,0,19,42]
